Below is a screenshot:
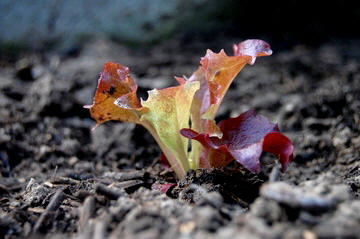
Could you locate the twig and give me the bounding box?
[78,196,96,232]
[115,180,144,189]
[52,165,58,182]
[95,184,125,200]
[51,176,79,185]
[75,221,94,239]
[33,189,65,233]
[269,164,281,182]
[108,224,123,239]
[0,184,9,196]
[102,170,145,182]
[93,218,107,239]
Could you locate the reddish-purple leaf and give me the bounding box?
[181,110,293,173]
[233,39,273,64]
[263,132,294,172]
[152,183,176,194]
[159,153,171,169]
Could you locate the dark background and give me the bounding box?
[178,1,360,49]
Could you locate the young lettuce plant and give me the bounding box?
[85,39,294,179]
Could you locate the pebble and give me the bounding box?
[260,182,336,211]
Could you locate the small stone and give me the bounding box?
[332,127,352,148]
[260,182,336,211]
[0,128,11,144]
[351,135,360,146]
[250,197,283,223]
[303,230,317,239]
[314,201,360,238]
[68,156,79,166]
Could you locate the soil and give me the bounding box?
[0,37,359,239]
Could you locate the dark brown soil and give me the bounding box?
[1,37,359,239]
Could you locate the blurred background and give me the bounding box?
[1,0,360,54]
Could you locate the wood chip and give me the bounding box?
[95,184,125,200]
[28,207,45,214]
[33,189,66,234]
[51,176,79,185]
[78,196,96,232]
[102,170,145,181]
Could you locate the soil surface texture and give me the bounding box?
[1,37,360,239]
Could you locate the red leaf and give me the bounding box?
[152,183,176,194]
[181,110,293,173]
[159,153,171,169]
[263,132,294,172]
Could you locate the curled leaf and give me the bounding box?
[181,110,293,173]
[85,62,145,126]
[233,39,273,64]
[188,39,272,132]
[263,132,294,172]
[186,39,273,168]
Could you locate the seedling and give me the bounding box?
[85,39,293,179]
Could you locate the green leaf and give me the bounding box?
[140,81,200,177]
